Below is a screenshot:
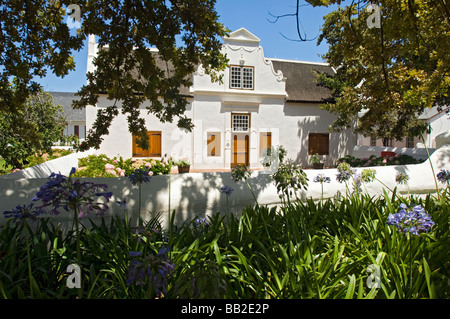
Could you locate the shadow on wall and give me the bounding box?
[0,144,448,231]
[283,106,356,168]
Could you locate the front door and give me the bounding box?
[231,113,250,168]
[231,133,249,168]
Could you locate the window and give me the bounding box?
[370,136,377,146]
[132,131,162,157]
[232,114,250,132]
[406,136,414,148]
[230,65,254,89]
[74,125,79,138]
[207,132,221,157]
[260,132,272,156]
[382,138,394,147]
[308,133,329,155]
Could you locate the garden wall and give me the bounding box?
[351,145,435,161]
[0,150,95,180]
[0,144,449,230]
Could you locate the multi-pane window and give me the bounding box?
[406,136,414,148]
[232,114,250,132]
[230,66,254,89]
[370,136,377,146]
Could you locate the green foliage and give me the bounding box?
[1,189,448,299]
[309,0,450,140]
[1,1,228,152]
[337,154,422,167]
[73,154,172,178]
[72,0,229,151]
[0,91,66,169]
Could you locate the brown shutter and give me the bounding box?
[260,132,272,155]
[207,132,221,157]
[308,133,329,155]
[132,131,161,157]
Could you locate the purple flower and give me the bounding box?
[220,186,233,196]
[193,217,210,235]
[32,169,113,217]
[127,247,175,297]
[387,203,435,236]
[3,203,43,223]
[116,198,127,208]
[313,174,331,183]
[436,169,450,184]
[128,168,152,186]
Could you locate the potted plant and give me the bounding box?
[309,153,324,169]
[176,157,190,173]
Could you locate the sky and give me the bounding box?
[37,0,338,93]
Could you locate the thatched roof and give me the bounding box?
[270,59,335,103]
[49,92,84,122]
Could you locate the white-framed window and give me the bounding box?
[230,65,254,89]
[406,135,414,148]
[232,114,250,132]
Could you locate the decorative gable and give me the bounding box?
[223,28,261,47]
[194,28,287,101]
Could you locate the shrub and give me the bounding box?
[337,154,422,168]
[72,154,172,178]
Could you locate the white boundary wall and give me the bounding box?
[0,145,448,229]
[0,150,95,180]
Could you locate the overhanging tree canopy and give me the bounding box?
[1,0,229,152]
[307,0,449,140]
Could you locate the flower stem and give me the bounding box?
[73,206,82,299]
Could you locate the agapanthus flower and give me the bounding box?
[395,172,410,185]
[128,168,152,186]
[116,198,127,209]
[32,168,113,217]
[436,169,450,184]
[387,203,435,236]
[220,186,233,196]
[336,162,353,183]
[313,174,331,183]
[361,168,376,183]
[3,203,44,223]
[126,247,175,297]
[193,217,210,236]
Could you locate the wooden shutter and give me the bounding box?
[308,133,329,155]
[207,132,220,157]
[260,132,272,155]
[132,131,161,157]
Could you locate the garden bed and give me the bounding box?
[0,149,448,299]
[0,189,448,299]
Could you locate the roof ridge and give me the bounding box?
[268,58,329,66]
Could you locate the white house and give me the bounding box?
[49,91,87,141]
[358,106,450,149]
[85,28,357,169]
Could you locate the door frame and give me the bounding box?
[230,113,250,168]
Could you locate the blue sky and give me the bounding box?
[38,0,337,93]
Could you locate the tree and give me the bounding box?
[0,0,84,117]
[1,0,228,152]
[0,91,66,169]
[291,0,450,140]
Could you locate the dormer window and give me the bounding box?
[230,65,254,90]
